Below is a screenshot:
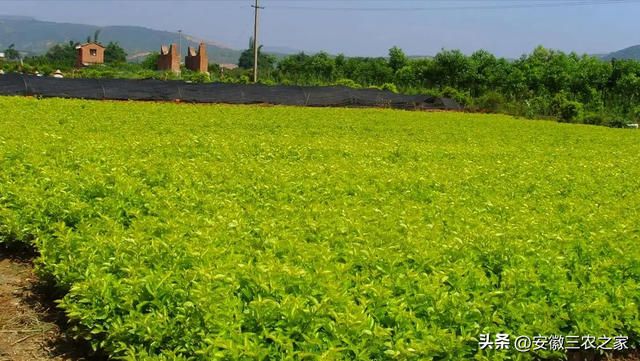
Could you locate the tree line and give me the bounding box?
[2,38,639,127]
[238,44,639,126]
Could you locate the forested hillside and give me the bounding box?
[599,45,640,62]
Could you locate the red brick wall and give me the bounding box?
[185,43,208,73]
[157,44,180,72]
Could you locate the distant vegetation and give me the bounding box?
[3,38,640,128]
[2,20,640,128]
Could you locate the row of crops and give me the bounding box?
[1,97,640,360]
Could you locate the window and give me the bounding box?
[90,49,97,56]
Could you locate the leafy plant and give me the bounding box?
[380,83,399,93]
[1,97,640,360]
[477,91,506,113]
[182,71,211,83]
[334,78,361,89]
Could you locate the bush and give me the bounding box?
[558,101,584,123]
[398,86,421,95]
[334,79,360,89]
[582,87,604,113]
[141,52,160,71]
[502,101,529,117]
[182,71,211,84]
[113,62,146,73]
[549,92,584,123]
[528,96,552,117]
[208,63,220,74]
[441,87,472,107]
[549,93,563,113]
[219,76,238,84]
[258,79,278,86]
[0,61,18,73]
[37,65,54,76]
[607,117,629,128]
[77,68,116,79]
[477,91,506,113]
[160,70,180,81]
[583,112,607,126]
[380,83,399,93]
[133,70,159,80]
[20,64,35,75]
[280,78,294,86]
[630,105,640,121]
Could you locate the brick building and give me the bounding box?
[157,44,180,73]
[75,42,105,68]
[185,43,208,73]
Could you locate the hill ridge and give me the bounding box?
[0,16,293,64]
[2,15,640,63]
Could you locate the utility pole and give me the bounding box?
[252,0,264,83]
[178,30,182,66]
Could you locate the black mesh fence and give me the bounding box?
[0,74,462,110]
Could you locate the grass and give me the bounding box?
[1,97,640,360]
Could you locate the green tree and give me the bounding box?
[45,40,79,65]
[86,29,101,44]
[276,52,311,83]
[465,49,502,97]
[238,37,275,72]
[104,41,127,64]
[351,57,393,86]
[388,46,408,73]
[395,65,417,88]
[141,52,160,70]
[408,59,435,88]
[4,44,20,61]
[307,51,336,82]
[432,49,470,89]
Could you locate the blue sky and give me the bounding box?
[2,0,639,58]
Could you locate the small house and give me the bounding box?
[75,42,106,68]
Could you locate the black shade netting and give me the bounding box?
[0,74,462,110]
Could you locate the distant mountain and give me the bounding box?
[5,15,638,66]
[262,46,305,55]
[0,15,35,21]
[598,45,640,61]
[0,16,292,64]
[407,55,433,60]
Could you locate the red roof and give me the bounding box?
[76,42,106,49]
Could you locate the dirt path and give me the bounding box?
[0,246,103,361]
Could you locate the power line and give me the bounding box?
[252,0,264,83]
[267,0,640,12]
[231,9,256,48]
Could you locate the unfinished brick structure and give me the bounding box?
[157,44,180,73]
[75,42,105,68]
[185,43,209,74]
